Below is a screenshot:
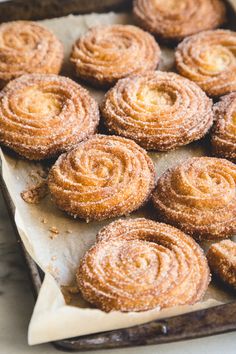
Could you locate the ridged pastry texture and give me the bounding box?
[212,93,236,160]
[0,21,63,87]
[0,74,99,160]
[101,71,213,151]
[207,240,236,289]
[153,157,236,240]
[48,135,156,221]
[133,0,225,42]
[175,30,236,97]
[70,24,161,88]
[77,218,210,312]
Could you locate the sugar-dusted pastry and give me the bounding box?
[133,0,225,42]
[101,71,213,151]
[0,74,99,160]
[153,157,236,240]
[175,30,236,97]
[70,24,160,88]
[48,135,155,221]
[207,239,236,289]
[0,21,63,87]
[77,218,210,312]
[212,93,236,160]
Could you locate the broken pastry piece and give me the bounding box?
[207,240,236,289]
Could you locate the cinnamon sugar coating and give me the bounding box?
[153,157,236,240]
[48,135,156,221]
[207,239,236,289]
[0,21,63,87]
[70,24,160,88]
[101,71,213,151]
[0,74,99,160]
[212,93,236,160]
[175,30,236,97]
[77,218,210,312]
[133,0,226,42]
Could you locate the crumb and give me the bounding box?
[41,218,47,224]
[61,285,80,304]
[21,180,48,204]
[66,229,72,234]
[51,255,57,261]
[45,264,60,279]
[29,167,48,180]
[49,226,59,239]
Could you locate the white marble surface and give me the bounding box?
[0,192,236,354]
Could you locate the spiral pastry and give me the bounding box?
[207,240,236,289]
[0,74,99,160]
[212,93,236,160]
[175,30,236,97]
[133,0,226,42]
[77,218,210,312]
[0,21,63,87]
[153,157,236,240]
[48,135,155,221]
[101,71,213,151]
[70,25,160,88]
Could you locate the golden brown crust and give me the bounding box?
[133,0,226,42]
[152,157,236,241]
[207,239,236,289]
[77,218,210,312]
[0,74,99,160]
[212,93,236,160]
[0,21,63,87]
[70,24,160,88]
[175,30,236,97]
[48,135,156,221]
[101,71,213,151]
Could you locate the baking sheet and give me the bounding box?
[0,9,235,346]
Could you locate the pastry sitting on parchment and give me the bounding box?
[70,24,161,88]
[212,92,236,161]
[153,157,236,241]
[48,135,156,221]
[0,21,63,87]
[77,218,210,312]
[0,74,99,160]
[175,30,236,97]
[101,71,213,150]
[133,0,226,42]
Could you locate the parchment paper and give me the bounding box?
[0,8,235,346]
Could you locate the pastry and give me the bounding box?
[207,239,236,289]
[77,218,210,312]
[70,24,160,88]
[153,157,236,240]
[175,30,236,97]
[133,0,226,42]
[48,135,155,221]
[0,74,99,160]
[101,71,213,151]
[212,93,236,160]
[0,21,63,87]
